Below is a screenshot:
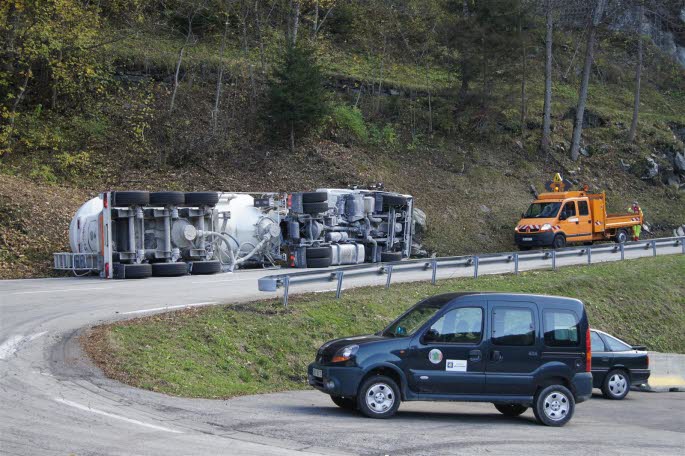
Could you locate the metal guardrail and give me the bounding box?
[258,237,685,307]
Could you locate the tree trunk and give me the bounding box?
[541,0,553,153]
[254,0,266,73]
[290,1,300,46]
[212,16,230,133]
[5,69,30,152]
[241,11,256,113]
[628,3,643,143]
[170,46,185,112]
[520,9,527,146]
[570,0,606,161]
[290,122,295,153]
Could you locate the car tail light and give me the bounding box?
[103,194,108,208]
[586,327,592,372]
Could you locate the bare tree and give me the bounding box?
[628,1,643,142]
[170,2,206,113]
[541,0,554,153]
[288,0,301,46]
[519,1,528,146]
[212,7,232,133]
[569,0,607,161]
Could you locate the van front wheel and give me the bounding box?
[533,384,575,426]
[357,376,400,419]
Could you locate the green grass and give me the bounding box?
[87,255,685,399]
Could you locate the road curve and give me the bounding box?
[0,246,683,455]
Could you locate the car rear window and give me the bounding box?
[543,310,580,347]
[603,334,632,352]
[591,331,606,352]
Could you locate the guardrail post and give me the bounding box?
[552,250,556,270]
[620,243,625,261]
[385,265,393,289]
[514,253,519,275]
[473,256,479,279]
[681,237,685,254]
[282,276,290,308]
[652,240,657,257]
[335,272,344,299]
[587,246,592,265]
[431,259,438,285]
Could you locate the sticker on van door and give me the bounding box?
[446,360,467,372]
[428,349,443,364]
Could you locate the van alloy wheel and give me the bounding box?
[543,391,570,421]
[365,382,395,413]
[356,375,401,418]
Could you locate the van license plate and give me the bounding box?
[313,368,323,378]
[522,237,533,241]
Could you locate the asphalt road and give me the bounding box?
[1,245,683,455]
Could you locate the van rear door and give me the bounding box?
[541,307,585,375]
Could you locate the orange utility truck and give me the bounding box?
[514,174,643,249]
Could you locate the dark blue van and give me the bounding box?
[308,292,592,426]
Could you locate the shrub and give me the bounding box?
[331,104,368,142]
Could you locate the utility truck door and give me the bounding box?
[575,199,593,241]
[558,201,579,239]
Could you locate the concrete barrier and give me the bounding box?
[637,352,685,392]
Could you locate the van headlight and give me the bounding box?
[541,224,552,231]
[332,345,359,363]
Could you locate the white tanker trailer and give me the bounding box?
[54,188,414,279]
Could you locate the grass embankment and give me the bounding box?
[85,255,685,399]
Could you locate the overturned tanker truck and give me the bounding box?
[54,188,414,279]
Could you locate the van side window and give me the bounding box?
[591,331,606,352]
[543,310,580,347]
[578,200,589,216]
[429,307,483,343]
[492,308,535,346]
[561,201,576,218]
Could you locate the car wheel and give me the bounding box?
[151,262,188,277]
[532,384,575,426]
[330,395,356,410]
[552,234,566,249]
[112,191,149,207]
[189,260,221,275]
[494,403,528,417]
[380,251,402,262]
[614,229,628,244]
[123,263,152,279]
[602,369,630,400]
[357,375,401,419]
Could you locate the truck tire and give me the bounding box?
[614,229,628,244]
[302,201,329,215]
[150,191,185,206]
[552,234,566,249]
[189,260,221,275]
[382,195,407,208]
[301,192,328,203]
[112,191,149,207]
[184,192,219,207]
[306,246,332,259]
[151,262,188,277]
[123,263,152,279]
[380,251,402,262]
[306,257,332,268]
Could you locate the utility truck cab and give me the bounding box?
[515,175,643,249]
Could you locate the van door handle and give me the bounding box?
[491,350,503,362]
[468,349,481,362]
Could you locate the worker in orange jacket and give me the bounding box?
[628,201,643,241]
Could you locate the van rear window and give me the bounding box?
[543,310,580,347]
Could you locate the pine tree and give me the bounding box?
[266,44,329,152]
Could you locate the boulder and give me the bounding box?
[479,204,491,214]
[412,207,427,238]
[411,242,429,258]
[675,152,685,173]
[642,157,659,179]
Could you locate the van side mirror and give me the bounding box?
[423,328,439,343]
[521,212,525,219]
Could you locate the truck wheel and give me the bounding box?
[151,262,188,277]
[184,192,219,207]
[357,375,401,419]
[494,403,528,417]
[301,192,328,203]
[306,257,332,268]
[614,229,628,244]
[552,234,566,249]
[330,395,356,410]
[532,384,575,426]
[382,195,407,207]
[150,191,185,206]
[189,260,221,275]
[123,263,152,279]
[380,251,402,262]
[302,201,329,215]
[306,246,332,259]
[112,191,149,207]
[601,369,630,400]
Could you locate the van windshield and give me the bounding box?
[524,202,561,218]
[382,304,442,338]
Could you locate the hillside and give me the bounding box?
[1,1,684,278]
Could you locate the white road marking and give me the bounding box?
[121,301,218,315]
[12,287,115,295]
[54,398,182,433]
[0,332,46,360]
